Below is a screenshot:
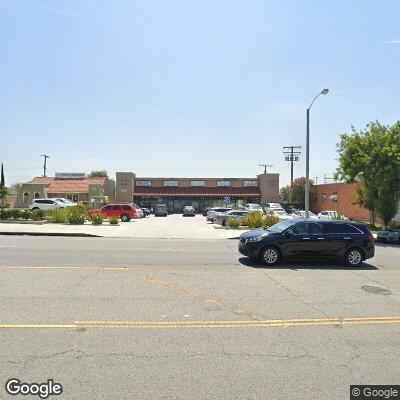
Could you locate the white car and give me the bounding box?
[206,207,232,222]
[245,203,264,214]
[29,199,66,211]
[291,210,319,220]
[264,202,283,213]
[318,210,349,221]
[270,209,294,220]
[132,204,144,218]
[51,198,77,207]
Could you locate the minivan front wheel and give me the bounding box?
[260,246,281,266]
[345,248,363,267]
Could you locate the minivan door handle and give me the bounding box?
[343,237,351,240]
[302,237,310,240]
[317,237,325,240]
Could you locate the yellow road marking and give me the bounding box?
[1,317,400,329]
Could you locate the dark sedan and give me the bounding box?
[154,205,168,217]
[239,219,375,267]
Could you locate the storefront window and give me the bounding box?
[190,180,205,187]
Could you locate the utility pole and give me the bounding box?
[258,163,273,174]
[283,146,301,186]
[41,155,50,177]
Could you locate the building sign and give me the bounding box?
[217,180,230,187]
[136,180,152,186]
[164,180,179,187]
[190,180,205,187]
[55,172,86,179]
[244,180,258,187]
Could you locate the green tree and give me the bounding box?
[279,185,291,204]
[336,121,400,227]
[289,177,315,208]
[89,170,108,178]
[0,187,9,208]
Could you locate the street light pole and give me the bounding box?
[305,89,329,219]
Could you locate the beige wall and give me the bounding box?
[258,173,279,204]
[15,184,48,208]
[115,172,135,203]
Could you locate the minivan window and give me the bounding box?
[325,223,361,234]
[113,205,122,210]
[122,205,131,210]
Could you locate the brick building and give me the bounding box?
[311,182,400,224]
[115,172,279,212]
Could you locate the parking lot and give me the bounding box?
[1,232,399,399]
[0,214,241,239]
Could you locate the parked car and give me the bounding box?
[239,219,375,266]
[270,209,294,221]
[377,229,400,244]
[214,210,248,226]
[88,203,137,222]
[376,229,391,243]
[50,198,77,207]
[141,207,151,216]
[264,203,284,213]
[183,206,195,216]
[386,230,400,244]
[154,204,168,217]
[131,204,144,218]
[206,207,232,222]
[244,203,264,214]
[29,198,66,211]
[291,210,319,220]
[202,207,211,217]
[318,210,349,221]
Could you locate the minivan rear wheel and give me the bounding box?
[260,246,281,266]
[345,248,363,267]
[121,214,130,222]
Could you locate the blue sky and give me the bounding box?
[1,0,399,186]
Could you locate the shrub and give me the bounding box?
[227,217,241,228]
[262,213,280,228]
[31,209,45,221]
[22,210,30,220]
[242,211,263,228]
[89,213,103,225]
[11,209,25,219]
[45,208,69,223]
[67,203,86,225]
[109,216,119,225]
[0,209,12,220]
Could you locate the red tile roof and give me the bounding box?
[134,186,260,197]
[28,177,106,193]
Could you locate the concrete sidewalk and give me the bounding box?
[0,215,245,239]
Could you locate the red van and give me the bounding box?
[89,203,137,222]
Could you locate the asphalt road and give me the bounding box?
[0,236,399,400]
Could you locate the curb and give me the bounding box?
[0,232,101,238]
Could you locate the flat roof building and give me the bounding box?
[116,172,279,212]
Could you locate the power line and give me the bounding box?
[283,146,302,186]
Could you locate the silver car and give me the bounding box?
[206,207,232,222]
[214,210,248,226]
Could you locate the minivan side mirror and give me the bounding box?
[284,230,293,237]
